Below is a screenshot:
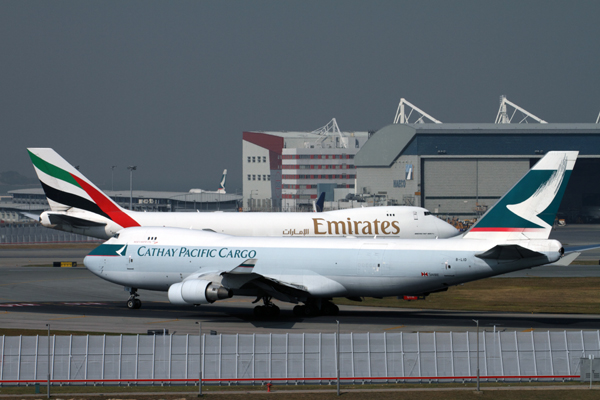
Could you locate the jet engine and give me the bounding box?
[168,280,232,305]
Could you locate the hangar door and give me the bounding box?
[423,158,530,218]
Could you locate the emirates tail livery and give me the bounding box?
[85,151,579,316]
[27,148,458,240]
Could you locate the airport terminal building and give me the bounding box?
[243,119,370,211]
[354,123,600,221]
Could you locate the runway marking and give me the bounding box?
[146,319,180,324]
[522,328,535,332]
[0,303,41,307]
[384,325,406,331]
[49,315,86,321]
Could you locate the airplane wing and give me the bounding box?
[185,258,344,304]
[214,259,325,303]
[475,244,545,261]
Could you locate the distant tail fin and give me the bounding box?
[313,192,325,212]
[27,148,139,228]
[463,151,578,240]
[217,169,227,193]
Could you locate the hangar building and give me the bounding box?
[354,123,600,222]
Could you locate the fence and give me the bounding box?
[0,224,100,244]
[1,330,599,385]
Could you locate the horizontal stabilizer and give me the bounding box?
[551,252,580,266]
[476,244,544,261]
[20,212,40,222]
[228,259,257,274]
[48,213,107,228]
[563,244,600,254]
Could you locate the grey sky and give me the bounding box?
[1,1,599,194]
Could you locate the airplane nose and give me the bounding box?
[83,255,102,275]
[436,218,460,238]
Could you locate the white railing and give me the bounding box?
[1,330,598,385]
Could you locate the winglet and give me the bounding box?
[228,259,257,274]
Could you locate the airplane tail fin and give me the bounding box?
[463,151,578,240]
[27,148,139,228]
[313,192,325,212]
[217,169,227,193]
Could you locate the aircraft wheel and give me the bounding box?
[268,305,280,318]
[254,305,279,319]
[306,304,320,316]
[127,299,136,309]
[134,299,142,309]
[253,305,265,318]
[293,305,306,317]
[322,302,339,316]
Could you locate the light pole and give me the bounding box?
[111,165,117,191]
[46,323,50,399]
[196,321,203,397]
[250,190,258,211]
[336,320,340,396]
[127,166,137,210]
[473,319,480,391]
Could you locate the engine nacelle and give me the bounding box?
[168,279,232,305]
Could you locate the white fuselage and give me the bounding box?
[43,206,459,240]
[84,227,562,300]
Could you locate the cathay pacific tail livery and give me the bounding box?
[189,169,227,194]
[27,148,458,239]
[85,151,577,316]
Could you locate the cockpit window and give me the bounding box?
[424,211,431,216]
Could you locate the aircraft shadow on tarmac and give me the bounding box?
[3,301,600,331]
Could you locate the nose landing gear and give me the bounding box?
[126,288,142,309]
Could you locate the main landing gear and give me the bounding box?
[253,296,280,319]
[293,299,339,317]
[126,288,142,309]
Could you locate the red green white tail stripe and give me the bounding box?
[28,148,139,228]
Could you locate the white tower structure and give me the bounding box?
[393,98,442,124]
[310,118,348,149]
[495,95,547,124]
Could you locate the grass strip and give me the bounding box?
[334,277,600,314]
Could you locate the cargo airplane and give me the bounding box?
[27,148,458,240]
[189,169,227,194]
[84,151,578,316]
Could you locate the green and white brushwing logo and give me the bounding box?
[471,153,571,232]
[88,244,128,257]
[506,155,567,230]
